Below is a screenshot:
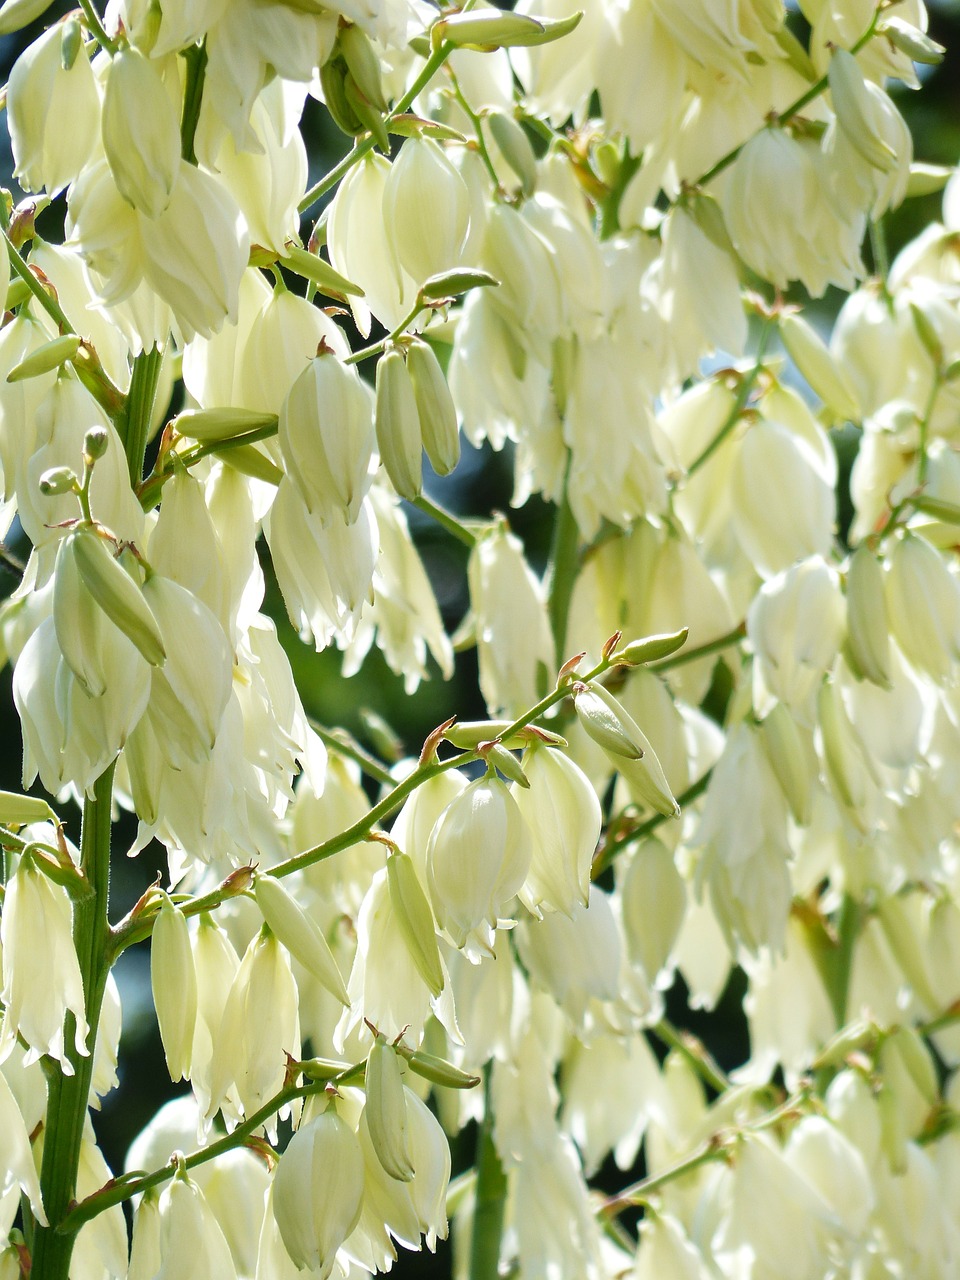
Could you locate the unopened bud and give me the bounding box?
[779,311,861,422]
[173,407,279,443]
[72,529,166,666]
[398,1044,481,1090]
[878,15,945,65]
[406,338,460,476]
[386,852,443,997]
[419,268,498,303]
[442,720,566,750]
[844,545,891,689]
[613,627,689,667]
[365,1036,414,1181]
[829,48,897,173]
[433,8,581,51]
[38,466,77,496]
[83,424,109,461]
[481,743,530,787]
[255,874,349,1006]
[281,242,364,298]
[759,701,814,826]
[0,789,56,826]
[573,681,645,760]
[488,111,537,196]
[6,333,80,382]
[339,22,388,112]
[375,348,422,500]
[151,895,197,1083]
[811,1018,876,1070]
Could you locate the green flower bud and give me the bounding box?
[488,112,537,197]
[573,681,646,760]
[386,852,443,998]
[151,894,197,1083]
[612,627,689,667]
[0,789,55,826]
[38,465,77,496]
[399,1044,481,1090]
[83,424,109,461]
[6,333,80,382]
[71,528,166,667]
[375,348,422,500]
[365,1035,414,1181]
[339,22,388,112]
[254,874,349,1006]
[844,544,891,689]
[172,408,277,444]
[433,9,581,52]
[406,338,460,477]
[419,268,498,303]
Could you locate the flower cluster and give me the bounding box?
[1,0,960,1278]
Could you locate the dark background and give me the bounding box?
[1,2,959,1272]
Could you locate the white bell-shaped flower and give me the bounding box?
[426,774,532,956]
[278,350,375,526]
[383,135,472,286]
[514,744,600,918]
[101,46,181,220]
[8,22,100,196]
[0,852,89,1073]
[272,1104,365,1275]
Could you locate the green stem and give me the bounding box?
[869,218,889,282]
[652,1019,730,1095]
[309,721,395,787]
[597,144,641,241]
[58,1067,353,1232]
[449,70,501,189]
[601,1139,728,1216]
[469,1066,508,1280]
[298,41,456,214]
[77,0,117,54]
[345,297,426,365]
[116,346,163,488]
[592,770,713,878]
[137,421,280,510]
[546,467,580,661]
[180,40,208,165]
[31,763,116,1280]
[685,320,773,478]
[917,369,941,490]
[411,494,478,548]
[1,229,126,420]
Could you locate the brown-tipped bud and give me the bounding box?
[365,1036,414,1181]
[397,1044,481,1090]
[83,424,109,462]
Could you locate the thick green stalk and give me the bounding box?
[546,475,580,661]
[31,763,116,1280]
[469,1066,507,1280]
[116,346,164,488]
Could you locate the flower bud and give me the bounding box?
[779,311,861,422]
[101,46,181,219]
[759,702,815,827]
[829,48,897,173]
[0,789,55,825]
[72,529,166,666]
[254,873,349,1006]
[279,349,375,525]
[54,531,110,696]
[620,838,686,986]
[886,532,960,683]
[844,543,891,688]
[375,348,422,500]
[514,744,600,917]
[151,895,197,1083]
[38,465,77,496]
[365,1036,414,1181]
[6,332,80,382]
[573,680,645,760]
[272,1105,364,1273]
[153,1174,239,1280]
[386,851,443,997]
[612,627,689,666]
[406,337,460,476]
[384,136,472,287]
[173,407,279,443]
[434,8,580,51]
[817,678,876,818]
